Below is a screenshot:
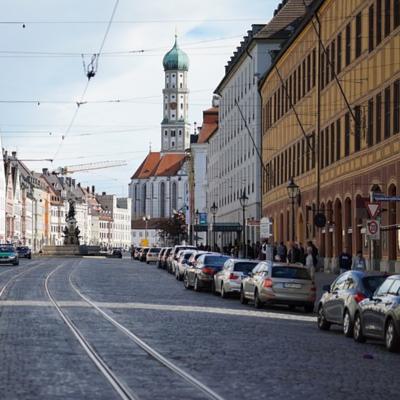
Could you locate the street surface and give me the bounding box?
[0,257,398,400]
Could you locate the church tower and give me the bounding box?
[161,35,190,153]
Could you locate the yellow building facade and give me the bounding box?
[260,0,400,271]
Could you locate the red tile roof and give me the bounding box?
[197,107,219,143]
[131,152,161,179]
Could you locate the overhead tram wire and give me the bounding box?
[52,0,120,161]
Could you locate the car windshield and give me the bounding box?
[272,266,310,280]
[362,276,387,295]
[183,253,193,260]
[234,262,259,273]
[204,255,229,267]
[0,245,14,252]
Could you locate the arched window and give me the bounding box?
[160,182,165,218]
[172,182,177,211]
[142,184,147,214]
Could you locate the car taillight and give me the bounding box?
[354,292,366,303]
[229,273,239,280]
[202,267,214,275]
[263,278,273,288]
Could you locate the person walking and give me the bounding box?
[277,241,288,262]
[288,242,301,263]
[298,242,305,265]
[338,247,352,274]
[305,247,315,280]
[352,250,367,271]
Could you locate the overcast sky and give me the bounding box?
[0,0,276,196]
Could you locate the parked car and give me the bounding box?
[110,248,122,258]
[175,250,196,280]
[134,247,142,260]
[16,246,32,259]
[214,259,259,298]
[183,254,230,291]
[240,262,315,312]
[0,244,19,265]
[157,248,167,268]
[146,247,161,264]
[161,247,172,270]
[317,271,386,336]
[187,251,212,268]
[139,247,149,262]
[168,245,197,274]
[353,275,400,352]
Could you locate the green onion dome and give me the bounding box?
[162,35,189,71]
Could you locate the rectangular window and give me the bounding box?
[325,44,330,86]
[330,123,335,163]
[355,12,362,58]
[307,54,311,92]
[297,142,301,176]
[301,138,305,174]
[384,86,391,138]
[288,147,292,178]
[354,105,361,152]
[312,48,316,87]
[302,60,306,97]
[385,0,391,36]
[293,70,297,104]
[368,99,374,146]
[274,92,277,123]
[321,52,325,89]
[345,23,351,66]
[337,33,342,74]
[376,93,382,143]
[394,80,400,134]
[395,0,400,28]
[377,0,382,45]
[277,88,281,120]
[330,40,335,81]
[325,128,330,166]
[336,119,341,161]
[311,132,316,168]
[369,5,375,52]
[320,129,325,168]
[345,112,350,156]
[289,75,293,107]
[297,66,301,101]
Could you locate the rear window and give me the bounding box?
[272,266,310,280]
[149,248,160,253]
[363,276,387,295]
[234,262,259,273]
[165,249,172,256]
[204,256,229,266]
[183,252,193,260]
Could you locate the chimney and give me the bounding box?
[11,151,17,159]
[102,192,106,196]
[86,186,90,193]
[77,182,81,188]
[42,168,48,175]
[91,185,95,194]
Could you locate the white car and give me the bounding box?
[175,250,196,280]
[146,247,161,264]
[213,259,260,297]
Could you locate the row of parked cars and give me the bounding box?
[133,245,400,352]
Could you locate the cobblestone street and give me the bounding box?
[0,257,398,400]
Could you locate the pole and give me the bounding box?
[243,205,246,258]
[213,214,216,250]
[291,198,295,242]
[316,16,321,219]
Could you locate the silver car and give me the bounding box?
[240,261,316,312]
[146,247,161,264]
[175,250,196,281]
[213,259,259,298]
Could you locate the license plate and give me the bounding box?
[284,283,302,289]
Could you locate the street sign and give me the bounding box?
[314,213,326,228]
[372,193,400,202]
[260,217,272,239]
[365,202,380,219]
[366,220,380,240]
[199,213,207,225]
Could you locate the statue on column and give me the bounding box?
[63,199,81,245]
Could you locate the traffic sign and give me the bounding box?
[366,220,380,240]
[365,202,380,219]
[260,217,272,239]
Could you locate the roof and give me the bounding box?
[197,107,219,144]
[131,152,186,180]
[163,35,189,71]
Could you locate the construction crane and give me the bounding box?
[52,160,127,176]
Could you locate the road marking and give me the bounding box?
[0,300,316,322]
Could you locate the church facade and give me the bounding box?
[129,36,190,229]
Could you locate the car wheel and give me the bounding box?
[194,276,201,292]
[254,290,262,309]
[353,313,366,343]
[221,284,228,299]
[385,319,400,352]
[317,305,331,331]
[240,288,248,305]
[146,261,149,264]
[183,274,191,290]
[343,310,353,338]
[304,304,314,313]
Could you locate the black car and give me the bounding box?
[16,246,32,259]
[111,248,122,258]
[317,271,386,337]
[183,254,230,291]
[353,275,400,352]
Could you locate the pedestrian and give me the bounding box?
[298,242,305,265]
[307,240,319,269]
[352,250,366,271]
[260,239,268,260]
[305,247,315,280]
[246,240,254,259]
[277,241,287,262]
[338,247,352,274]
[288,242,301,263]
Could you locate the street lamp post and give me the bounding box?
[287,177,300,242]
[239,189,249,258]
[210,202,218,250]
[142,215,150,244]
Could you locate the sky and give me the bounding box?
[0,0,277,196]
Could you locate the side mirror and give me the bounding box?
[323,285,331,293]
